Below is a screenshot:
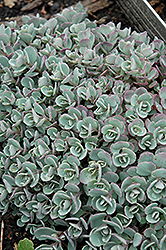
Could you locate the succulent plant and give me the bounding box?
[17,238,34,250]
[101,116,126,143]
[0,2,166,250]
[110,141,136,168]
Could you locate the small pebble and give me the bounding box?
[48,0,54,6]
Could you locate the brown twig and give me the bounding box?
[0,220,4,250]
[21,0,43,11]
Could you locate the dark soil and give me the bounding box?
[0,211,40,250]
[0,0,133,29]
[0,0,166,249]
[0,0,165,26]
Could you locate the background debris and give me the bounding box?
[82,0,113,13]
[21,0,43,11]
[4,0,16,8]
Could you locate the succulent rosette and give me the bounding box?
[84,136,98,151]
[101,116,126,142]
[125,110,139,123]
[4,138,23,158]
[90,147,114,165]
[147,168,166,201]
[80,160,105,184]
[121,176,147,204]
[40,155,58,182]
[51,190,81,219]
[94,94,121,120]
[147,114,166,145]
[68,137,87,160]
[145,203,166,224]
[96,76,113,93]
[57,155,80,185]
[128,118,147,137]
[112,80,130,96]
[59,107,81,130]
[141,228,160,250]
[110,141,136,168]
[142,228,166,250]
[0,184,8,204]
[55,89,76,110]
[125,87,154,118]
[87,178,110,197]
[124,203,144,221]
[120,52,159,84]
[159,86,166,109]
[90,225,112,247]
[138,132,157,150]
[116,213,132,228]
[0,121,12,142]
[91,195,116,214]
[9,50,27,76]
[77,117,99,138]
[0,90,15,108]
[12,190,32,207]
[77,82,98,102]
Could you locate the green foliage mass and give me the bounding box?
[0,2,166,250]
[18,238,34,250]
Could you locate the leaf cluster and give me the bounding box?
[0,2,166,250]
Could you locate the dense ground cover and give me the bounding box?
[0,0,166,249]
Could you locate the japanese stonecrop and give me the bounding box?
[0,2,166,250]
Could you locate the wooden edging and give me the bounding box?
[117,0,166,43]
